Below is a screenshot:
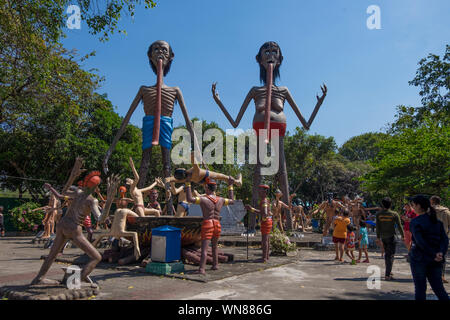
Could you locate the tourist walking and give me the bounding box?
[430,195,450,284]
[376,197,404,280]
[409,195,449,300]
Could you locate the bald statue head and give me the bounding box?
[256,41,283,84]
[147,40,174,76]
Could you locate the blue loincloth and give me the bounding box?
[142,115,174,150]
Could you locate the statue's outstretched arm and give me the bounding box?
[212,83,255,128]
[103,87,143,174]
[285,85,327,130]
[128,157,140,190]
[284,88,310,130]
[176,87,206,167]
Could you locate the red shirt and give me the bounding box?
[403,210,417,231]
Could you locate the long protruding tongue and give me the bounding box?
[263,63,273,144]
[152,58,163,146]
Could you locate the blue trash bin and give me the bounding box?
[151,225,181,263]
[311,219,319,231]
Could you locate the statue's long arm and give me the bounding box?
[103,88,143,174]
[140,180,158,194]
[128,157,140,190]
[307,84,327,128]
[212,84,255,128]
[62,157,85,193]
[175,87,207,167]
[100,174,121,223]
[284,88,310,130]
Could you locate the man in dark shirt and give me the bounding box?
[376,197,404,280]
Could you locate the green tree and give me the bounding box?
[362,119,450,203]
[339,132,387,162]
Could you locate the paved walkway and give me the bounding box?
[0,236,448,300]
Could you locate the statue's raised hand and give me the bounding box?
[316,84,327,104]
[212,82,220,101]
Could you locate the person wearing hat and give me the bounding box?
[185,177,235,275]
[375,197,404,280]
[409,194,449,300]
[245,184,273,263]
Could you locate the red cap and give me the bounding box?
[259,184,270,189]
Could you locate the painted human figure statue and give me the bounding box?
[185,178,235,275]
[94,174,142,263]
[166,152,242,187]
[103,40,202,215]
[245,184,273,262]
[349,197,366,231]
[312,193,346,237]
[271,189,293,233]
[31,171,103,286]
[127,157,163,217]
[32,193,60,239]
[212,41,327,231]
[170,181,201,217]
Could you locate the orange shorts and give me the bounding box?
[260,218,273,235]
[253,122,286,139]
[201,219,221,240]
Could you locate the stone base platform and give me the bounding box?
[0,284,99,300]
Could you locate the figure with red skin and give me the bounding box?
[245,184,272,262]
[185,177,235,275]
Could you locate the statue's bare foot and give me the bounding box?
[192,269,206,275]
[31,278,60,286]
[211,265,219,271]
[140,258,150,267]
[81,276,98,288]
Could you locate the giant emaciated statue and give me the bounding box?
[212,41,327,231]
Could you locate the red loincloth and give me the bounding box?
[253,121,286,138]
[260,218,273,235]
[201,219,221,240]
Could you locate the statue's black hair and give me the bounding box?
[256,41,283,84]
[147,40,174,76]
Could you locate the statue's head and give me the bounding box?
[258,184,270,198]
[147,40,174,76]
[174,168,189,181]
[148,189,159,202]
[205,179,217,194]
[275,189,283,199]
[256,41,283,84]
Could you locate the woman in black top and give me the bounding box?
[409,194,449,300]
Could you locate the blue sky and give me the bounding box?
[62,0,449,146]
